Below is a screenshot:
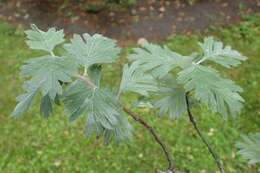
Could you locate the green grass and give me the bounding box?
[0,14,260,173]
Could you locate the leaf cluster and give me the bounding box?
[12,25,247,144]
[13,24,129,144]
[123,37,247,119]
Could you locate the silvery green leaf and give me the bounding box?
[85,112,132,145]
[236,133,260,164]
[11,81,39,117]
[63,81,132,143]
[64,34,121,67]
[88,64,102,87]
[118,62,158,96]
[63,81,93,121]
[154,76,186,119]
[21,55,78,100]
[131,96,154,109]
[25,24,64,53]
[40,94,53,118]
[128,42,189,78]
[177,65,244,117]
[198,37,247,67]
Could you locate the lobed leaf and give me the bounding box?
[129,42,193,79]
[118,62,158,96]
[154,76,187,119]
[236,133,260,164]
[63,81,132,143]
[177,65,244,117]
[198,37,247,68]
[25,24,64,53]
[21,55,78,100]
[64,34,121,67]
[11,81,39,117]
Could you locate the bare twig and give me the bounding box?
[185,94,225,173]
[123,107,174,172]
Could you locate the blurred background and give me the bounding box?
[0,0,259,173]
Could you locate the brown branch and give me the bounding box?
[123,107,174,172]
[185,94,225,173]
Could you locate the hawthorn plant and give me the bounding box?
[12,24,247,173]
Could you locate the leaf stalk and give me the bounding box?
[74,74,97,90]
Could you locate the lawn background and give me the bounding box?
[0,14,259,173]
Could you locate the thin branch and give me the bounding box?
[185,94,225,173]
[123,107,174,172]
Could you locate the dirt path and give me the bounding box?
[0,0,259,44]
